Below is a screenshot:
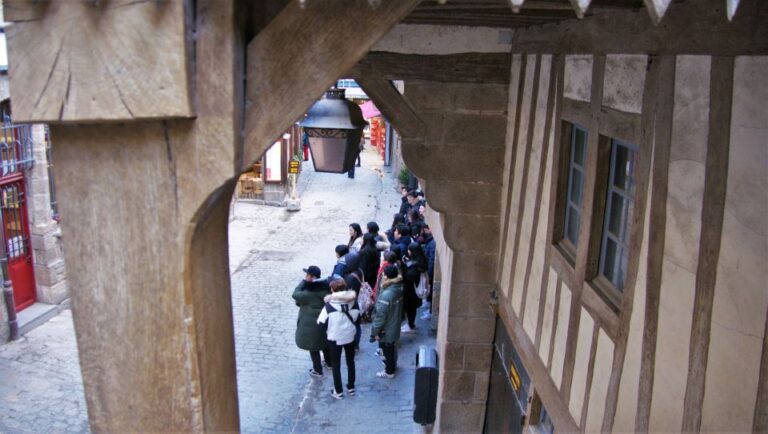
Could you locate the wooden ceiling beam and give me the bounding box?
[243,0,421,169]
[352,77,426,140]
[510,0,767,54]
[348,52,512,84]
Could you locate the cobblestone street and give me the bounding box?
[0,147,435,433]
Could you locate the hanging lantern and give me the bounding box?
[299,88,367,173]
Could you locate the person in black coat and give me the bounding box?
[401,242,427,332]
[358,233,381,289]
[392,223,412,255]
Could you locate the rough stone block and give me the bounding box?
[444,342,465,370]
[446,316,495,344]
[464,344,493,372]
[438,401,486,433]
[443,113,507,147]
[448,284,496,319]
[425,181,501,215]
[444,214,500,254]
[564,54,593,102]
[451,83,509,113]
[473,371,491,401]
[402,141,504,184]
[404,81,454,113]
[443,371,477,401]
[37,279,68,305]
[451,251,498,284]
[603,55,648,114]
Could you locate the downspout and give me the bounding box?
[0,211,19,341]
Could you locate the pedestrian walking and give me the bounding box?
[317,278,360,399]
[292,266,333,377]
[371,265,404,379]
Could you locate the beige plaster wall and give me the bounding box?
[550,283,572,390]
[563,55,592,103]
[505,55,537,301]
[602,55,647,114]
[649,55,710,431]
[701,55,768,433]
[584,328,614,432]
[538,269,558,363]
[568,308,595,422]
[372,23,512,55]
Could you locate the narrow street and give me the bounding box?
[230,146,434,433]
[0,146,435,433]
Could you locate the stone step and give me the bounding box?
[17,302,62,336]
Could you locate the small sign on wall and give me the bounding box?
[288,160,300,174]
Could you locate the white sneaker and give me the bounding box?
[376,370,395,379]
[420,311,432,320]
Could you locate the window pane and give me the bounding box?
[566,207,580,245]
[264,141,283,182]
[607,192,625,236]
[602,237,618,284]
[573,128,587,166]
[570,169,583,206]
[612,144,630,191]
[618,246,629,291]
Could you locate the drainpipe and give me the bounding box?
[0,211,18,341]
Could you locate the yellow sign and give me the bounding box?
[288,161,300,174]
[509,360,522,391]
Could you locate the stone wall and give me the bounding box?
[28,124,68,305]
[401,80,508,432]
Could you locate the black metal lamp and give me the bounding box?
[300,88,367,173]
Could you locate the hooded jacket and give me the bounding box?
[371,275,404,343]
[317,290,360,345]
[292,279,331,351]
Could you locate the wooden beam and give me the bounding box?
[352,76,425,140]
[243,0,420,168]
[348,52,512,84]
[632,54,673,432]
[509,0,768,55]
[681,55,734,433]
[754,306,768,432]
[4,0,194,123]
[498,297,580,433]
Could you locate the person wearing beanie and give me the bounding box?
[292,266,332,378]
[370,264,403,379]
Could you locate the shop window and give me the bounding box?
[596,139,638,297]
[263,141,284,183]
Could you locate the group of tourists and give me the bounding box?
[292,186,436,400]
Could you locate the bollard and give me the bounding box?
[414,345,438,426]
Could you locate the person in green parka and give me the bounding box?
[370,265,404,379]
[293,265,332,377]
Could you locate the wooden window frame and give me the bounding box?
[585,135,640,311]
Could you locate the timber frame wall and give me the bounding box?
[493,49,767,434]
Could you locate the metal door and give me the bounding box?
[1,179,36,311]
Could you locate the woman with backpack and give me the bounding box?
[317,278,360,399]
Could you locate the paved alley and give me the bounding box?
[0,146,436,433]
[230,146,435,433]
